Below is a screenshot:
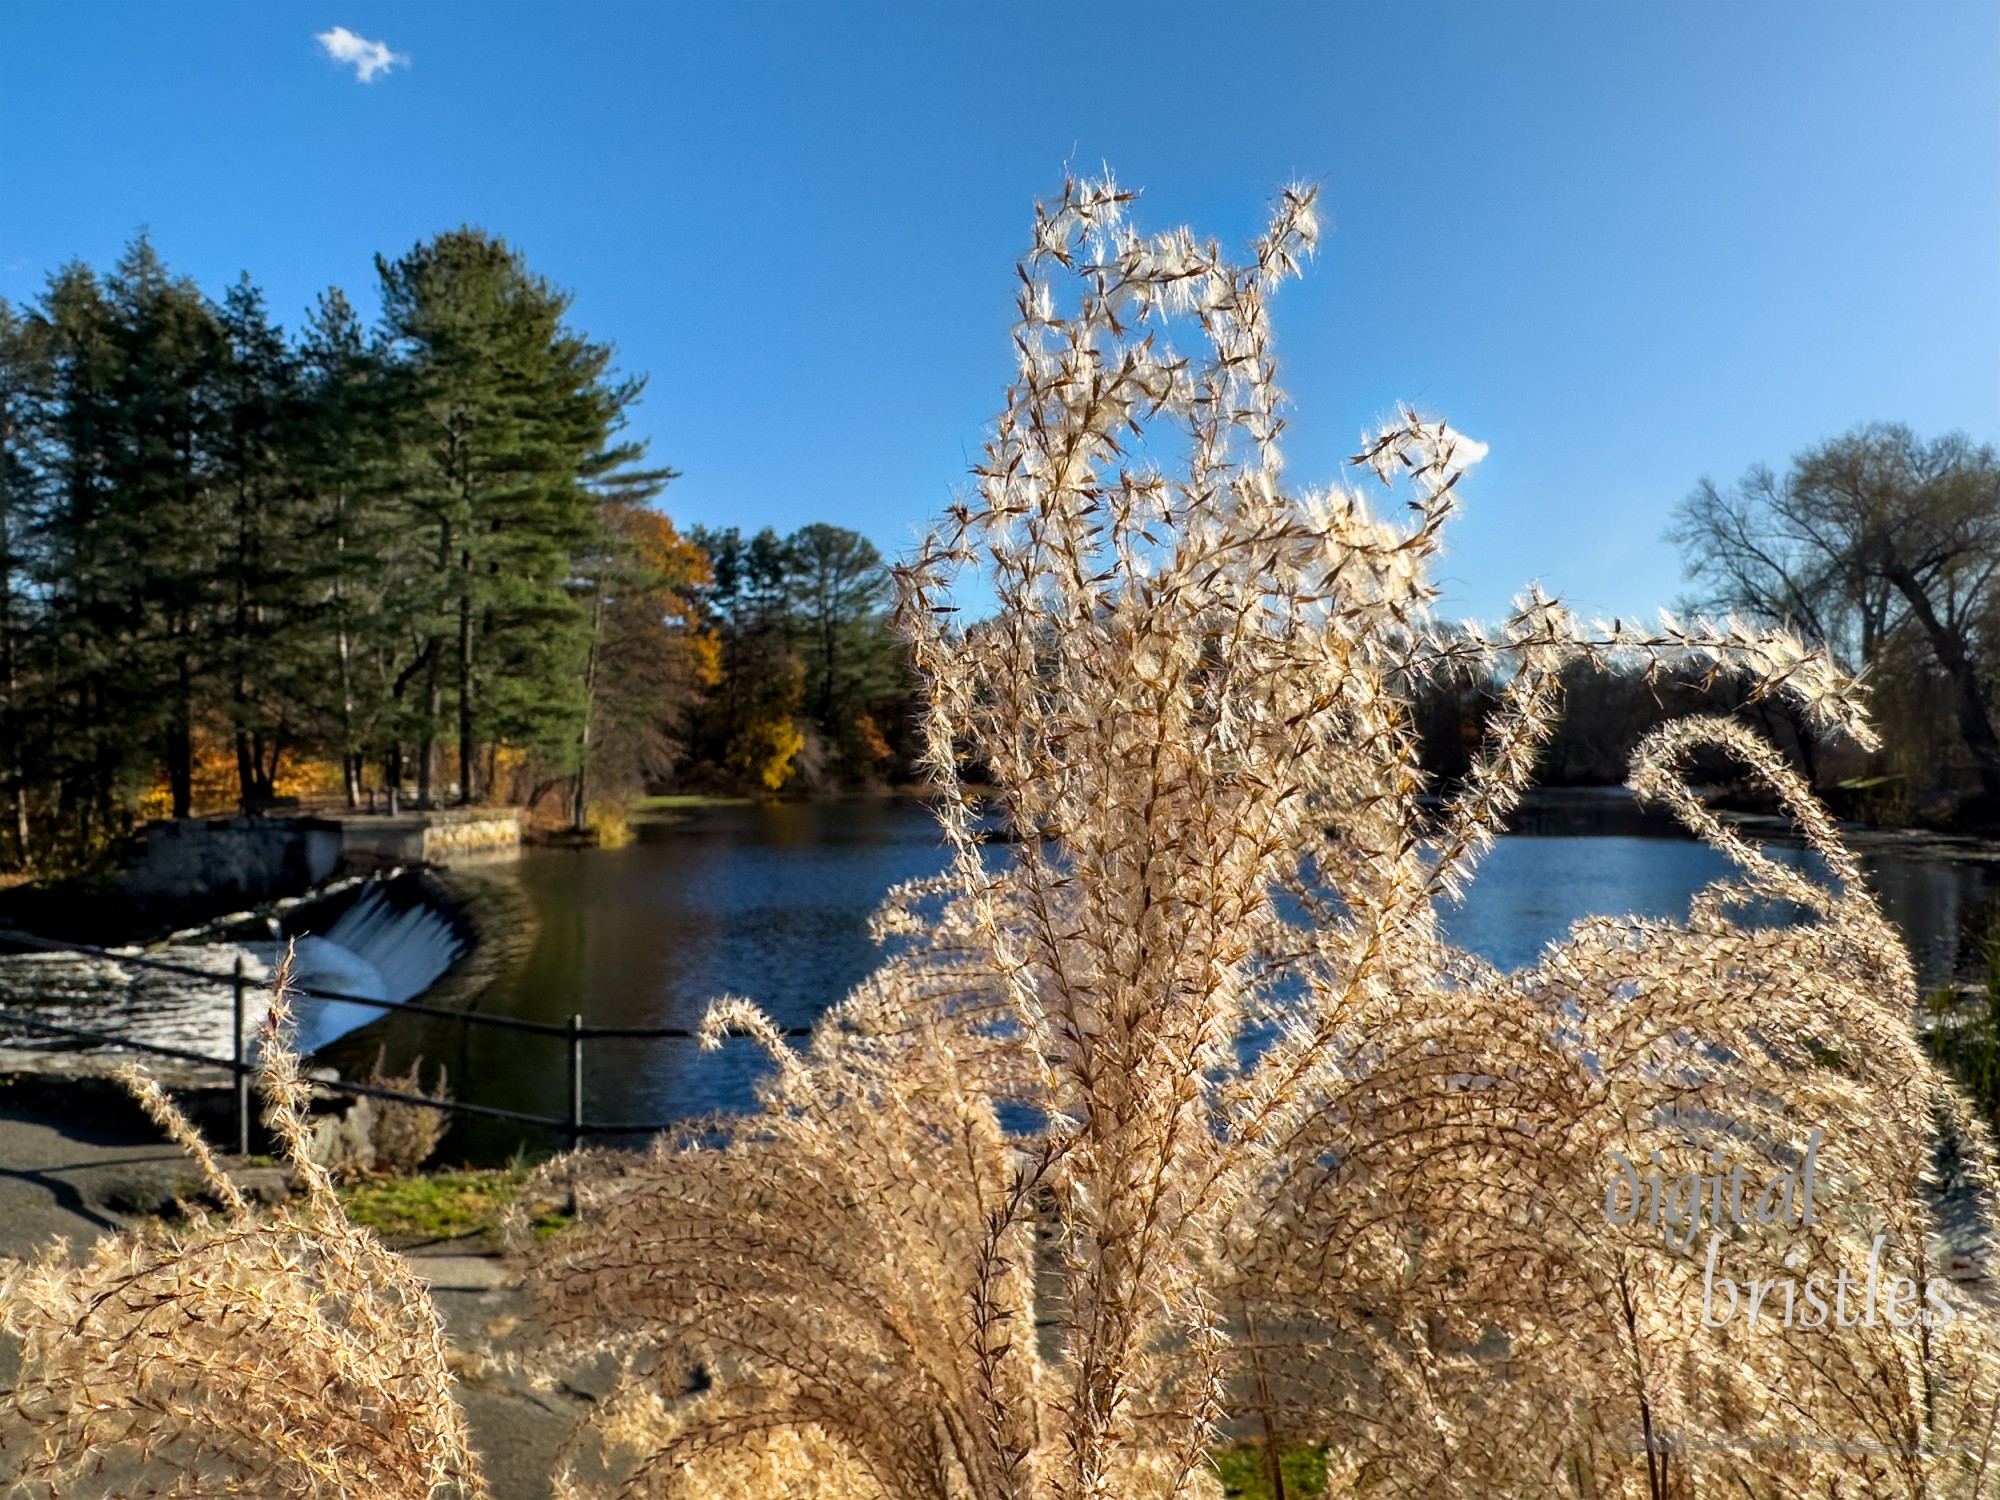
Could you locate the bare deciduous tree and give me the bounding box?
[1672,424,2000,800]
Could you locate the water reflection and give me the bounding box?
[393,802,955,1154]
[1864,853,1999,988]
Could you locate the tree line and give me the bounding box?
[4,229,1989,874]
[0,234,914,871]
[1410,424,2000,827]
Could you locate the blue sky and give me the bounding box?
[3,1,1995,624]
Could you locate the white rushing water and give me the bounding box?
[0,885,468,1063]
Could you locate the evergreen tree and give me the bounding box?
[295,289,408,806]
[0,301,50,861]
[688,525,807,788]
[105,241,228,820]
[688,522,908,788]
[22,250,213,836]
[211,277,312,805]
[376,229,662,804]
[786,522,900,757]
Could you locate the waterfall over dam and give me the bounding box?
[0,877,471,1064]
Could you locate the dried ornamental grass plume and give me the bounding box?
[0,955,487,1500]
[517,172,1984,1500]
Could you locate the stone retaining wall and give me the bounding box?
[339,811,522,866]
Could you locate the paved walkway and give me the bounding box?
[0,1085,196,1257]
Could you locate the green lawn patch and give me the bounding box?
[1212,1443,1330,1498]
[338,1166,569,1248]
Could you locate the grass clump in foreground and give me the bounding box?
[0,957,487,1498]
[339,1164,571,1248]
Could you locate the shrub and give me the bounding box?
[363,1047,455,1176]
[587,798,636,849]
[306,1049,455,1179]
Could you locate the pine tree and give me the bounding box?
[103,240,228,821]
[0,301,49,863]
[19,248,218,840]
[787,522,900,752]
[211,277,312,806]
[688,523,910,789]
[376,228,660,805]
[295,289,407,807]
[689,525,808,789]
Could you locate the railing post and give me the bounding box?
[232,956,250,1158]
[567,1012,584,1153]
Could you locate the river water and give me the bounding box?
[350,799,2000,1162]
[5,798,1994,1163]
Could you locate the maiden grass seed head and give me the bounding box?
[515,175,1983,1499]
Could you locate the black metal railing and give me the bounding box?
[0,929,811,1155]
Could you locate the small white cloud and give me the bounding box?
[1442,426,1489,471]
[316,25,407,83]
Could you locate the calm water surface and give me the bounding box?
[390,801,2000,1159]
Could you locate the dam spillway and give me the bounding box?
[0,877,472,1063]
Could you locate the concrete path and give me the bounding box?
[0,1084,196,1258]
